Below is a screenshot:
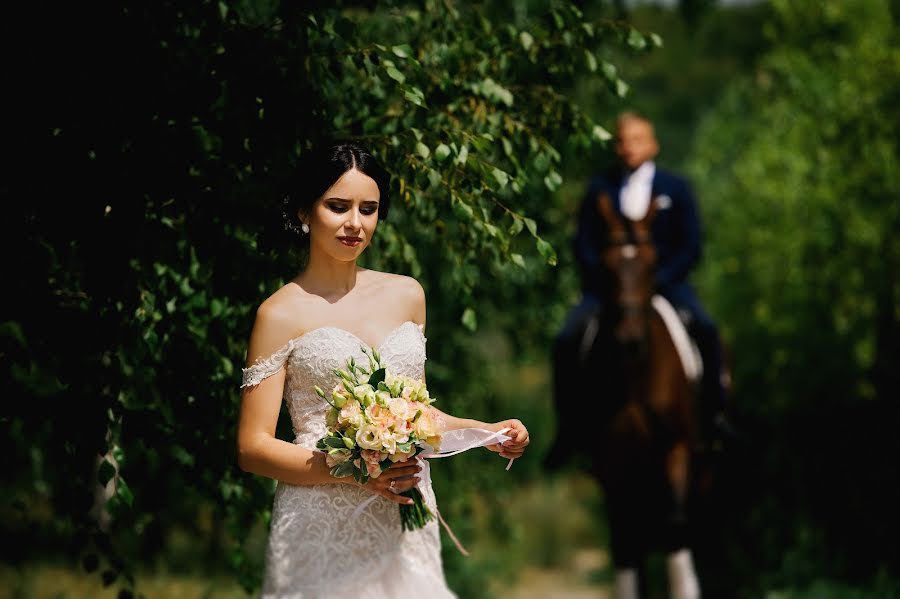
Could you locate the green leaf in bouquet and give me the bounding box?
[368,367,386,388]
[328,448,351,464]
[342,379,355,394]
[326,407,339,427]
[353,466,368,485]
[332,461,357,479]
[342,436,356,449]
[323,437,347,449]
[316,439,327,451]
[397,441,413,453]
[377,381,390,392]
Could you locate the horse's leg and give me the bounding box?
[604,406,654,599]
[666,440,690,523]
[615,568,639,599]
[665,441,700,599]
[647,315,701,599]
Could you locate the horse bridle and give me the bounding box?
[576,200,656,362]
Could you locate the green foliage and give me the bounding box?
[689,0,900,592]
[3,1,656,596]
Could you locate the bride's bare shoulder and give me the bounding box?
[246,284,312,362]
[364,270,426,321]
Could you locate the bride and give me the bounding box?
[237,142,530,598]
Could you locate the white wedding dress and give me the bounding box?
[241,320,456,599]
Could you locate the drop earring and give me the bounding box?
[301,223,310,234]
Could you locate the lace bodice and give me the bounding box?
[239,320,453,598]
[242,320,427,449]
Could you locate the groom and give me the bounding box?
[556,111,732,440]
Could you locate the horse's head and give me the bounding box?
[596,193,658,353]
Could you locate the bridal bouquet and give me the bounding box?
[314,347,441,531]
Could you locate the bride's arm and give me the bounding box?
[238,367,343,486]
[237,302,352,485]
[412,282,529,460]
[429,406,530,461]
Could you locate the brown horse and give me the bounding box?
[581,193,701,599]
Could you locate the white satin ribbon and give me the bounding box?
[350,427,516,554]
[419,426,513,461]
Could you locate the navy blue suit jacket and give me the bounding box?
[575,165,702,298]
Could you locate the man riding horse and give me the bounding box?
[554,111,733,451]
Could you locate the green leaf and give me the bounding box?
[602,62,617,81]
[509,217,524,236]
[627,29,647,50]
[324,437,346,449]
[456,145,469,165]
[543,171,563,192]
[592,125,613,142]
[391,44,413,59]
[536,238,558,266]
[510,253,526,268]
[403,87,426,107]
[461,308,477,332]
[98,459,116,486]
[332,461,356,478]
[386,66,406,84]
[523,217,538,237]
[434,143,451,162]
[615,79,630,98]
[453,200,474,220]
[172,445,195,467]
[519,31,534,51]
[416,142,430,159]
[584,49,597,72]
[492,167,509,188]
[117,478,134,507]
[369,367,386,388]
[649,33,663,48]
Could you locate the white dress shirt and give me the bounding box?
[619,161,655,221]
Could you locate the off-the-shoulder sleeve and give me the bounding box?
[240,340,294,389]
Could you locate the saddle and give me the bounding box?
[652,295,703,383]
[577,296,703,384]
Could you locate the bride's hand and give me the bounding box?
[357,459,421,505]
[486,419,530,460]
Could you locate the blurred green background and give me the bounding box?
[3,1,899,597]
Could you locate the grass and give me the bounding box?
[0,563,250,599]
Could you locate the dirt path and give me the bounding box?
[503,548,613,599]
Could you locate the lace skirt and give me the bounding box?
[260,479,455,599]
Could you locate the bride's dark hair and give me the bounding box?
[284,142,391,235]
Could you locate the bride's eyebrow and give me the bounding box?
[324,197,379,204]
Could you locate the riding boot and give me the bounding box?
[690,321,739,445]
[547,296,606,469]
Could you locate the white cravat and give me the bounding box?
[619,161,655,221]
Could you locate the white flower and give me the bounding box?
[356,424,383,450]
[387,397,415,420]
